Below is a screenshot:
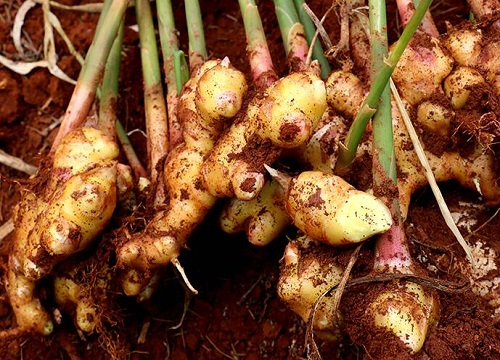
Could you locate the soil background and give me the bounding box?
[0,0,499,359]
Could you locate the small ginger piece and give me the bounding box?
[443,66,486,109]
[277,237,344,341]
[220,179,291,246]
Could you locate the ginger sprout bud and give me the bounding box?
[258,71,327,148]
[54,276,98,333]
[231,164,265,201]
[392,36,454,106]
[75,299,98,333]
[58,165,117,247]
[43,217,80,256]
[116,163,134,202]
[121,269,149,297]
[118,234,180,271]
[195,60,248,121]
[220,179,291,246]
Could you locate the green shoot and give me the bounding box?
[369,0,410,270]
[157,0,182,148]
[273,0,309,67]
[135,0,169,203]
[99,19,123,139]
[334,0,432,173]
[174,51,190,95]
[50,0,130,152]
[185,0,207,72]
[99,19,147,179]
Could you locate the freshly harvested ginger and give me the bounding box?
[325,69,500,218]
[6,127,132,335]
[117,59,248,293]
[220,179,291,246]
[219,112,345,247]
[10,128,129,281]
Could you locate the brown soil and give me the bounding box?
[0,1,499,359]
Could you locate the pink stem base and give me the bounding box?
[374,222,414,274]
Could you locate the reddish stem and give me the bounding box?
[287,25,310,69]
[373,219,413,274]
[239,0,278,89]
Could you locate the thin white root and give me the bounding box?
[0,149,38,175]
[12,0,37,55]
[172,258,198,295]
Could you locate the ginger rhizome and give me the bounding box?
[117,58,248,294]
[6,127,132,335]
[267,167,393,246]
[274,11,500,352]
[220,178,291,246]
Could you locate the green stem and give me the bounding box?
[99,20,123,138]
[334,0,432,173]
[157,0,190,95]
[370,0,395,184]
[157,0,179,90]
[136,0,169,192]
[238,0,278,89]
[185,0,207,73]
[157,0,183,149]
[99,19,147,179]
[174,51,190,94]
[93,0,113,39]
[370,0,410,264]
[293,0,331,79]
[51,0,129,152]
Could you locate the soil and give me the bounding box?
[0,1,499,359]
